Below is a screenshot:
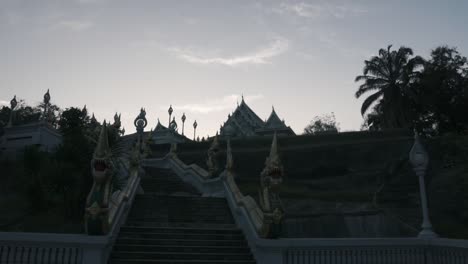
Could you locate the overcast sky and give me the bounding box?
[1,0,467,137]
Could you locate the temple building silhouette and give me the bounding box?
[220,96,295,137]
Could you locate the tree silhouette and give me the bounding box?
[355,45,424,129]
[304,113,339,135]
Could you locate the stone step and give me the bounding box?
[130,203,231,209]
[128,209,233,215]
[112,244,250,254]
[126,217,234,224]
[134,195,228,202]
[120,226,242,235]
[118,232,244,240]
[111,251,254,261]
[110,257,255,264]
[124,221,237,229]
[115,238,247,247]
[110,167,255,264]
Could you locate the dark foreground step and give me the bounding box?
[118,232,244,240]
[111,251,253,261]
[110,259,256,264]
[126,217,234,224]
[120,226,242,235]
[124,222,237,229]
[115,238,247,247]
[113,244,251,254]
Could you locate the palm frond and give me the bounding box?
[361,90,384,115]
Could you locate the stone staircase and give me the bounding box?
[109,167,256,264]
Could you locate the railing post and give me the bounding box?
[82,247,105,264]
[257,247,284,264]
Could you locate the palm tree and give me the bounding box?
[355,45,424,128]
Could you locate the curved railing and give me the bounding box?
[142,155,225,197]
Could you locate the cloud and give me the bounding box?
[0,100,9,107]
[168,38,289,66]
[275,2,367,19]
[168,94,264,114]
[53,20,94,31]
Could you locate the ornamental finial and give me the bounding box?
[10,95,17,110]
[168,105,173,115]
[44,89,51,104]
[409,130,429,172]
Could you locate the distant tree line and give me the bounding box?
[0,103,122,230]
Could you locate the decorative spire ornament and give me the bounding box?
[43,89,51,104]
[82,105,88,117]
[181,112,186,135]
[193,120,198,141]
[42,89,51,122]
[168,105,173,127]
[7,95,17,127]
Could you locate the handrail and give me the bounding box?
[222,170,265,236]
[143,155,224,197]
[108,167,141,236]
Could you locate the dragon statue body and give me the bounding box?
[85,123,115,235]
[206,136,221,177]
[258,133,284,238]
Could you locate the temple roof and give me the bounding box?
[151,119,189,144]
[154,119,168,131]
[220,97,265,137]
[235,98,265,127]
[264,107,286,130]
[220,97,295,137]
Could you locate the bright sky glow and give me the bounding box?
[1,0,467,137]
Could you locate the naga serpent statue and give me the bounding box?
[206,135,221,178]
[85,123,114,235]
[258,133,284,238]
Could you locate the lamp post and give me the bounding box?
[134,108,148,153]
[193,120,198,141]
[168,105,173,127]
[409,131,438,238]
[181,113,186,136]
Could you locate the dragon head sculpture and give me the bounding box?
[85,122,114,235]
[91,122,113,184]
[260,133,284,191]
